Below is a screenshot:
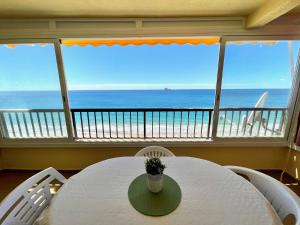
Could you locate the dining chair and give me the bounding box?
[135,146,175,157]
[226,166,300,225]
[0,167,67,225]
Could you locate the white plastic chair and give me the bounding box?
[239,91,285,135]
[135,146,175,157]
[226,166,300,224]
[0,167,67,225]
[241,91,269,133]
[219,91,275,135]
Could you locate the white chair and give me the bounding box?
[241,91,268,134]
[239,91,286,135]
[135,146,175,157]
[226,166,300,225]
[219,91,274,135]
[0,167,67,225]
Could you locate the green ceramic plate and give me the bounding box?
[128,174,181,216]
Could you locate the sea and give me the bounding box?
[0,89,291,109]
[0,89,290,137]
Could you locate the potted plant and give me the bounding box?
[145,157,166,193]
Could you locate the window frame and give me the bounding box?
[214,36,300,143]
[0,36,299,147]
[0,38,74,142]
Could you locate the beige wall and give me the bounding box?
[0,146,289,171]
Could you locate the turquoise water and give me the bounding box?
[0,89,290,109]
[0,89,290,138]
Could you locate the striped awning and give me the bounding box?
[5,43,48,48]
[61,37,220,47]
[227,41,277,45]
[3,38,280,48]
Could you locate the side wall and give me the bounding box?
[0,146,288,171]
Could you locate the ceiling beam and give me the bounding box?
[246,0,300,28]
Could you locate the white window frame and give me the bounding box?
[213,35,300,144]
[0,36,300,147]
[0,38,74,143]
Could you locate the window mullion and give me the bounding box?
[212,38,226,139]
[54,39,74,141]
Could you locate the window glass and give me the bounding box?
[0,44,67,138]
[62,41,220,138]
[218,40,298,137]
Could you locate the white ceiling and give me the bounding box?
[0,0,268,18]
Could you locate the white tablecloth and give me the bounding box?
[48,157,282,225]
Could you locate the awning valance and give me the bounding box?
[227,41,277,45]
[61,37,220,47]
[5,43,48,48]
[2,39,280,49]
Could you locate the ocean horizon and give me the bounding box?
[0,88,291,109]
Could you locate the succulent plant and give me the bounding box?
[145,157,166,175]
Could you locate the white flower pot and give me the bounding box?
[147,174,164,193]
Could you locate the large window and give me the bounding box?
[0,38,299,142]
[62,41,219,138]
[217,40,299,138]
[0,43,67,138]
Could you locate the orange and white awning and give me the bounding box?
[227,41,277,45]
[61,37,220,47]
[3,38,281,48]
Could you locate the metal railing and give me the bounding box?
[217,107,288,137]
[0,107,288,140]
[71,108,213,139]
[0,109,67,138]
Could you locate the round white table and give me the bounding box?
[48,157,282,225]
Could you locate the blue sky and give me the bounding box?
[0,41,298,91]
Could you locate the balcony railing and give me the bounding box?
[0,109,67,138]
[71,108,213,139]
[217,107,288,137]
[0,107,288,140]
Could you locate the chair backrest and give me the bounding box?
[247,91,268,125]
[226,166,300,225]
[0,167,66,225]
[241,91,268,133]
[135,146,175,157]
